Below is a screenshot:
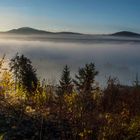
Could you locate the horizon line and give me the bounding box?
[0,26,140,35]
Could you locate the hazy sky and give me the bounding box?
[0,0,140,34]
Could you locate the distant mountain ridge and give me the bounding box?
[7,27,82,35]
[111,31,140,37]
[2,27,140,37]
[8,27,52,34]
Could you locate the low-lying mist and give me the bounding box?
[0,35,140,86]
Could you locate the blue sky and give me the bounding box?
[0,0,140,34]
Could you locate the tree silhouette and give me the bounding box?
[74,63,98,93]
[73,63,98,113]
[9,53,38,95]
[59,65,72,94]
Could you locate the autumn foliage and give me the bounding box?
[0,54,139,140]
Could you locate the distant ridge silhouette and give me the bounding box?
[1,27,140,37]
[111,31,140,37]
[7,27,82,35]
[8,27,53,34]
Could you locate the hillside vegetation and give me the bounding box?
[0,54,139,140]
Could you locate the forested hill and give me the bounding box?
[1,27,140,37]
[6,27,82,35]
[111,31,140,37]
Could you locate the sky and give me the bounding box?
[0,0,140,34]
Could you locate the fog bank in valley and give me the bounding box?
[0,36,140,86]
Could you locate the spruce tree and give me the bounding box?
[9,53,38,95]
[59,65,72,94]
[74,63,98,93]
[74,63,98,112]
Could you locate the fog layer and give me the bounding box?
[0,35,140,86]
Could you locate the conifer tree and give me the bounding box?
[73,63,98,119]
[9,53,38,95]
[59,65,72,94]
[74,63,98,93]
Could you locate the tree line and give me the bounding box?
[0,53,139,140]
